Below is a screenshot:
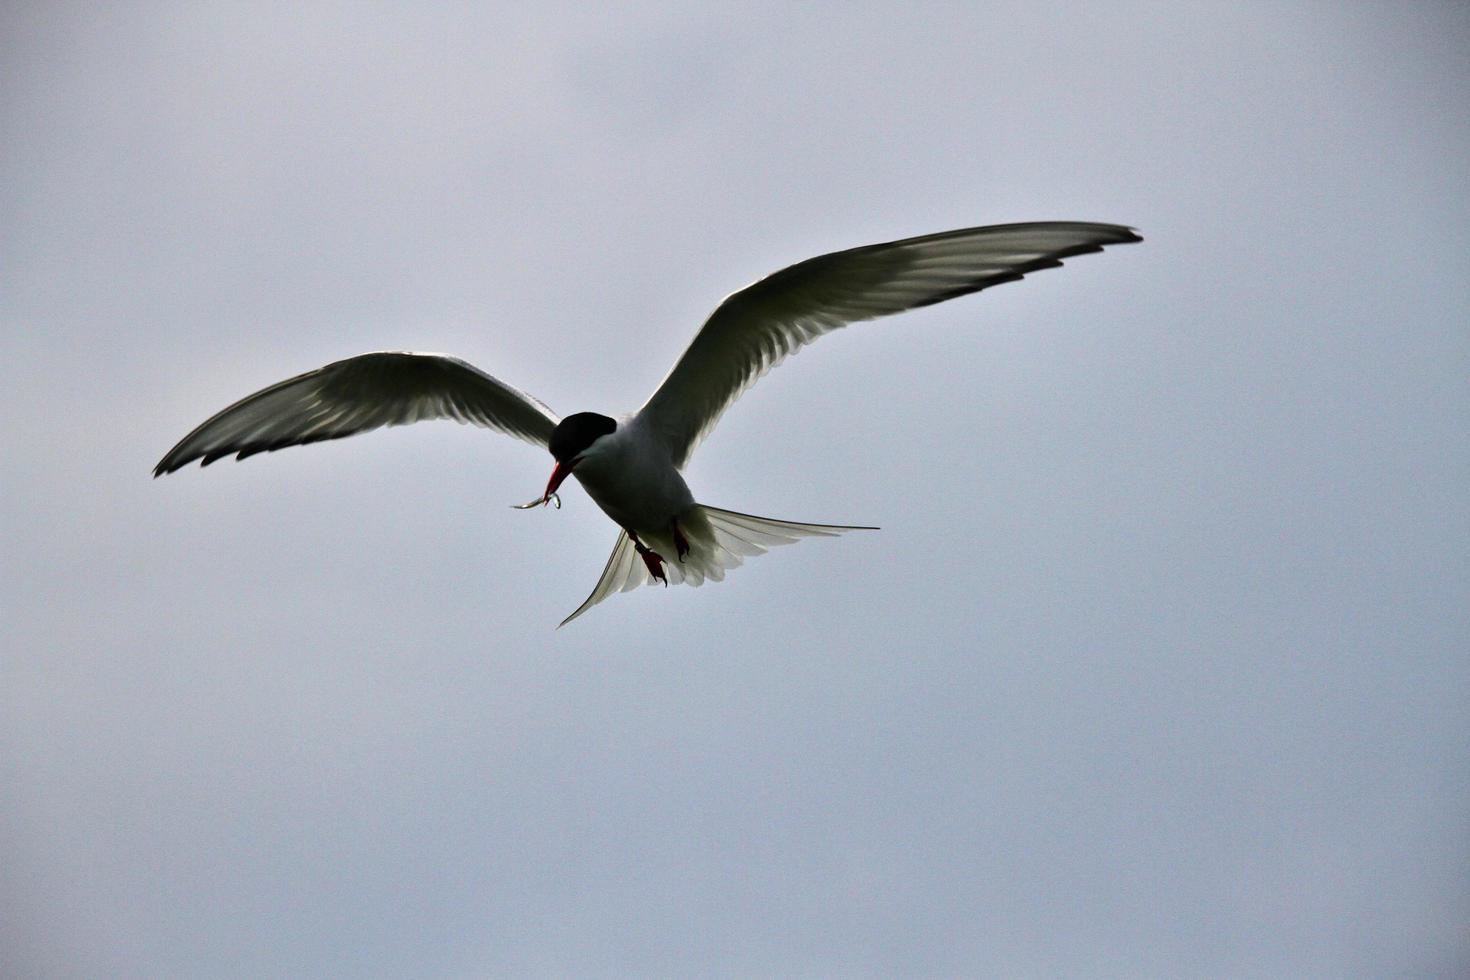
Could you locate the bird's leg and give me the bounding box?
[672,520,690,563]
[628,531,668,587]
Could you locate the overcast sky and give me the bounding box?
[4,3,1467,977]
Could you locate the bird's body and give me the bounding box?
[571,414,693,536]
[155,221,1140,624]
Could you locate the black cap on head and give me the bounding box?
[548,412,616,463]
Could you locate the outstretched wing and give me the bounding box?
[154,351,559,475]
[636,221,1141,468]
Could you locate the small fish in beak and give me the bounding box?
[511,457,576,510]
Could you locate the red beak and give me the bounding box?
[543,459,576,504]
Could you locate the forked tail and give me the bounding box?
[559,505,877,627]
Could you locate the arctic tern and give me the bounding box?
[155,221,1140,624]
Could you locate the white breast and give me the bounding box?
[571,416,695,535]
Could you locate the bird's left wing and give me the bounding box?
[154,351,559,475]
[635,221,1141,468]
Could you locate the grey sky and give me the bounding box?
[4,2,1467,976]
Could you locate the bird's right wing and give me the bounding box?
[635,222,1141,468]
[154,351,560,475]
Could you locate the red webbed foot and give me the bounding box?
[629,534,668,586]
[672,522,690,563]
[640,548,668,585]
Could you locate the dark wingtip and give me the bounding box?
[1084,222,1142,245]
[1086,224,1141,245]
[154,452,208,477]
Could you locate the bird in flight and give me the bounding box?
[155,221,1140,625]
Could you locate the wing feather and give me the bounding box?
[155,351,559,475]
[636,221,1141,467]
